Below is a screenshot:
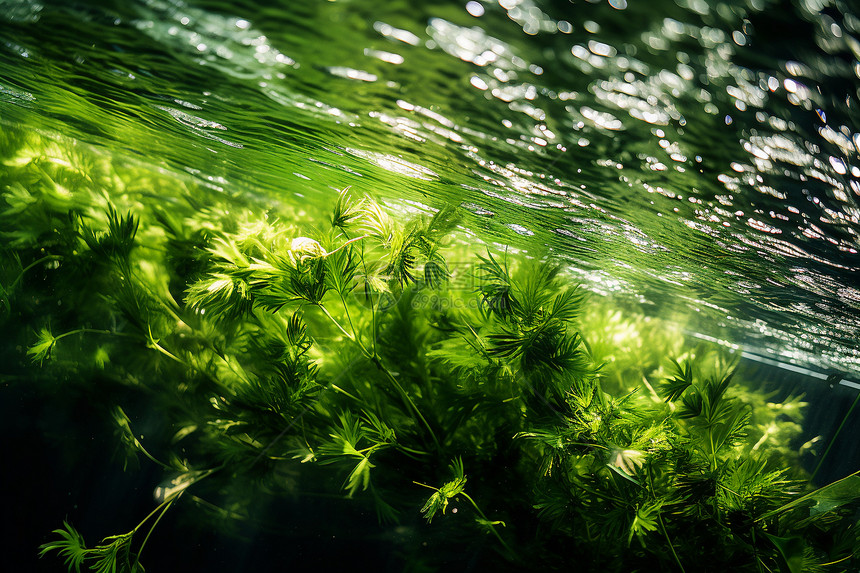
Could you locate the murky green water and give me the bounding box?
[2,0,859,375]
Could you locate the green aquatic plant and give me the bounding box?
[1,132,858,571]
[40,491,181,573]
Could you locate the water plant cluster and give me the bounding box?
[2,129,858,572]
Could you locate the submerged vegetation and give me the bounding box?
[2,129,859,572]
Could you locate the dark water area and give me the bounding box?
[4,358,858,571]
[2,0,860,571]
[1,382,500,571]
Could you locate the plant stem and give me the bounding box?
[127,466,221,568]
[9,254,63,291]
[751,527,764,573]
[325,234,368,257]
[811,389,860,482]
[133,495,178,568]
[132,495,178,535]
[372,356,442,451]
[55,328,137,341]
[359,241,378,357]
[461,492,515,557]
[657,512,685,573]
[317,299,441,450]
[338,291,358,343]
[641,374,662,402]
[318,303,359,344]
[818,554,853,567]
[137,443,171,470]
[146,327,185,365]
[573,481,627,506]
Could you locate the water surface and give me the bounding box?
[1,0,859,375]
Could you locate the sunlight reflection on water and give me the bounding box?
[0,0,858,374]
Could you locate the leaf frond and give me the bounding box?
[28,326,57,363]
[331,186,365,230]
[39,521,88,573]
[661,359,694,402]
[419,458,468,523]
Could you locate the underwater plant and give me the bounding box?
[2,131,858,571]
